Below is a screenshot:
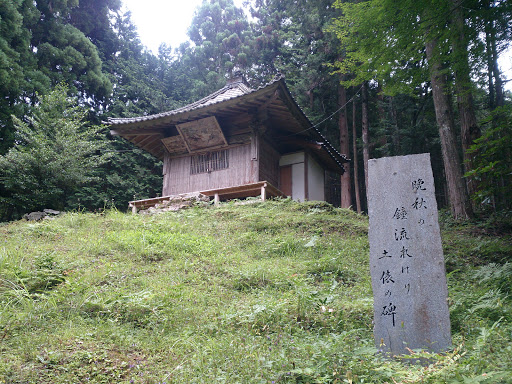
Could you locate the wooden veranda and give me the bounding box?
[128,181,285,213]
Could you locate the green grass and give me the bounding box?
[0,199,511,383]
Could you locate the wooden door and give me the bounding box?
[280,165,292,197]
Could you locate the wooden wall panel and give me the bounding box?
[162,144,255,196]
[279,165,292,196]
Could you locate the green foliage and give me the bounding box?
[0,84,109,219]
[330,0,510,96]
[29,0,112,105]
[35,23,112,102]
[64,9,167,212]
[69,0,122,54]
[329,0,511,216]
[0,251,65,299]
[0,0,113,155]
[250,0,343,140]
[69,139,162,213]
[105,11,178,118]
[465,105,512,212]
[330,0,430,94]
[0,0,35,153]
[0,201,510,382]
[178,0,255,96]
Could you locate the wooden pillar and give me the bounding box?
[261,183,267,201]
[214,193,220,205]
[131,204,137,214]
[250,127,260,183]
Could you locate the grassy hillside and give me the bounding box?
[0,199,511,383]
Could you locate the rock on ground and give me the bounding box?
[140,192,211,214]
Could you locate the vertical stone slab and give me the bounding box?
[368,153,451,356]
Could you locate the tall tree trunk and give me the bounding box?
[491,25,504,107]
[425,39,472,219]
[485,25,495,109]
[451,0,481,201]
[376,82,386,128]
[489,15,506,208]
[339,83,352,208]
[376,82,389,154]
[389,96,400,154]
[352,95,362,213]
[483,0,504,108]
[361,81,369,202]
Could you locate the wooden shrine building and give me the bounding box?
[107,75,349,211]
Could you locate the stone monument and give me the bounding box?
[368,153,451,356]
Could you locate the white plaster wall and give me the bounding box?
[307,155,325,201]
[291,162,305,201]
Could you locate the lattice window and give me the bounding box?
[190,149,229,175]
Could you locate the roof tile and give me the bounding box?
[108,76,278,125]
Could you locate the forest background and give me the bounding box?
[0,0,510,221]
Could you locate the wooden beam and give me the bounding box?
[142,137,165,154]
[175,124,192,153]
[134,134,157,147]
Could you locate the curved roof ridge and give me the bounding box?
[107,75,284,125]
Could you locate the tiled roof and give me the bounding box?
[107,76,277,126]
